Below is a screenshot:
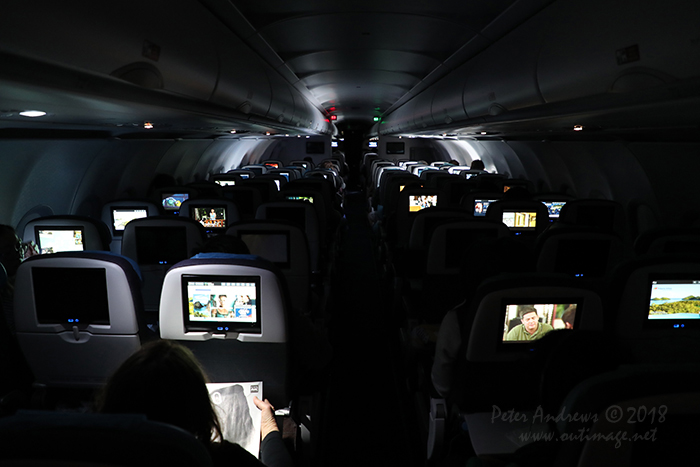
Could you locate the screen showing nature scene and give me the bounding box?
[648,279,700,320]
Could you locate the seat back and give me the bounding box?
[633,226,700,257]
[159,257,289,407]
[608,255,700,364]
[484,199,550,242]
[101,200,160,253]
[227,220,311,312]
[558,198,626,237]
[13,252,143,387]
[391,187,441,248]
[256,200,322,274]
[0,411,213,467]
[221,185,264,220]
[536,227,625,279]
[467,274,605,363]
[23,215,111,253]
[451,274,605,412]
[121,216,207,314]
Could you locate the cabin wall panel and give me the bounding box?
[0,140,106,227]
[109,141,179,200]
[459,21,544,119]
[152,141,215,186]
[0,1,221,100]
[629,142,700,227]
[538,0,700,103]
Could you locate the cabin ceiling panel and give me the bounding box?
[288,50,441,79]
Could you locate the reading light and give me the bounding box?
[230,130,237,134]
[144,121,154,129]
[19,110,46,118]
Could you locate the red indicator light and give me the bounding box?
[330,115,337,121]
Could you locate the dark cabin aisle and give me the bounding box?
[317,187,423,466]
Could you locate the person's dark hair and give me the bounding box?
[519,305,538,318]
[470,160,485,171]
[95,340,223,444]
[562,306,576,327]
[0,224,23,276]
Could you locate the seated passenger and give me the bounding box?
[95,340,292,467]
[504,306,554,341]
[0,225,38,332]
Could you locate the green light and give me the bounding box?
[373,116,380,122]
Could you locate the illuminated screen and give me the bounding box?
[264,162,280,169]
[162,193,189,212]
[191,206,227,230]
[502,211,537,230]
[32,267,109,325]
[239,231,290,268]
[35,227,85,254]
[216,180,236,186]
[112,207,148,235]
[408,194,438,212]
[285,195,314,204]
[239,173,250,179]
[647,279,700,329]
[502,302,579,342]
[543,201,567,219]
[474,199,498,217]
[182,274,261,334]
[368,141,378,148]
[277,172,290,182]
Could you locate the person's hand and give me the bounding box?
[253,396,279,440]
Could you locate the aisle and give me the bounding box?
[318,191,422,466]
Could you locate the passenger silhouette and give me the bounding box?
[95,340,292,467]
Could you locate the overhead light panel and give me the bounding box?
[20,110,46,118]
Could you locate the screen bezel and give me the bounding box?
[181,274,262,334]
[111,206,149,236]
[499,297,582,349]
[34,226,86,254]
[646,274,700,330]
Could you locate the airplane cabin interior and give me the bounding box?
[2,0,700,466]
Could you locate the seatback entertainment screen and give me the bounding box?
[182,274,261,334]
